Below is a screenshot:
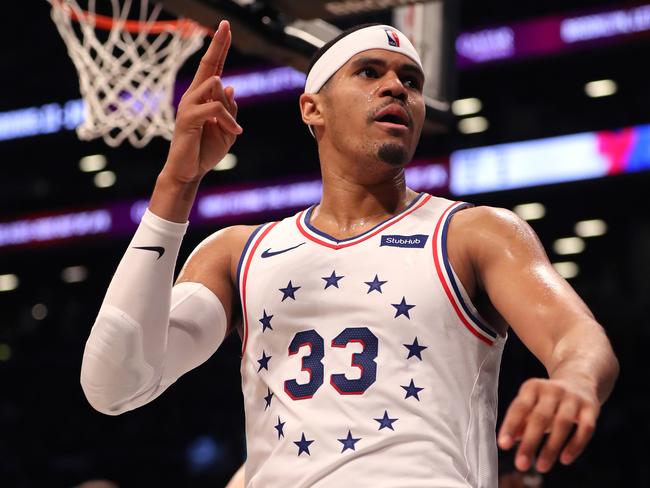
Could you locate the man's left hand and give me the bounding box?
[498,377,600,473]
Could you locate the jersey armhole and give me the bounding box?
[236,221,281,355]
[236,223,267,295]
[432,201,501,346]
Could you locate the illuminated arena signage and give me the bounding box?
[458,3,650,68]
[3,5,648,143]
[2,123,650,250]
[450,125,650,195]
[0,161,449,249]
[0,99,84,142]
[0,210,112,247]
[0,67,306,143]
[560,4,650,43]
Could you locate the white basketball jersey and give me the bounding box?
[237,193,506,487]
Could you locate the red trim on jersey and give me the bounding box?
[241,221,280,355]
[432,201,493,346]
[296,193,432,250]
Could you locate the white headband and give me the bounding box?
[305,24,423,94]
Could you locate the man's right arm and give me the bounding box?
[80,21,245,415]
[80,221,251,415]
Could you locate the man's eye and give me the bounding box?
[404,77,421,90]
[358,67,378,78]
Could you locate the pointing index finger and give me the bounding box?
[189,20,232,91]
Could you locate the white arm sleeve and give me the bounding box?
[80,209,228,416]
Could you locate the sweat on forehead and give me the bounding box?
[305,24,423,95]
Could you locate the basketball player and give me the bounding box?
[80,21,619,487]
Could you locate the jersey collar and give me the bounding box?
[296,193,430,250]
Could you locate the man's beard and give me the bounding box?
[377,143,409,167]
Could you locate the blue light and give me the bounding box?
[0,99,85,142]
[186,435,223,474]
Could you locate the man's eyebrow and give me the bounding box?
[349,56,424,80]
[400,63,425,80]
[349,56,387,70]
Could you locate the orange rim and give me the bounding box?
[52,0,212,36]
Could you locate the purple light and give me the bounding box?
[198,180,322,220]
[5,5,649,144]
[194,162,449,222]
[458,3,650,68]
[405,163,449,191]
[456,27,515,64]
[130,200,150,224]
[6,122,650,250]
[0,67,305,144]
[561,5,650,43]
[0,160,449,249]
[0,210,112,246]
[174,66,305,107]
[222,67,305,100]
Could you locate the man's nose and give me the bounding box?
[379,72,407,102]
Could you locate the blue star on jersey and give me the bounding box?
[374,410,399,430]
[257,350,272,372]
[279,280,301,301]
[274,416,285,439]
[338,430,361,452]
[404,337,428,360]
[401,379,424,401]
[264,387,274,410]
[322,270,344,289]
[392,296,415,319]
[364,274,387,293]
[294,433,314,456]
[259,310,273,332]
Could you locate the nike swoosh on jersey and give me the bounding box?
[132,246,165,260]
[261,242,305,258]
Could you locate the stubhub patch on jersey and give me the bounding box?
[380,234,429,248]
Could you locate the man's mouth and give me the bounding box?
[373,104,410,130]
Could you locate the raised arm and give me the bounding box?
[151,19,241,223]
[80,21,246,415]
[449,206,619,473]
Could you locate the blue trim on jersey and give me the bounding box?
[236,223,267,295]
[441,204,499,339]
[303,192,425,244]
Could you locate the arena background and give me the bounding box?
[1,1,648,486]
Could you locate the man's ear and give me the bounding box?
[299,92,325,129]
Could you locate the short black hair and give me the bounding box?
[306,23,382,76]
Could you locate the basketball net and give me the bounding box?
[47,0,207,147]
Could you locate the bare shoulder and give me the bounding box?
[446,205,548,293]
[449,205,542,253]
[450,205,527,233]
[177,224,259,287]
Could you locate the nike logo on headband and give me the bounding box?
[132,246,165,260]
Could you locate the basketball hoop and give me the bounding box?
[47,0,208,147]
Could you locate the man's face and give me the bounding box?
[318,49,426,167]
